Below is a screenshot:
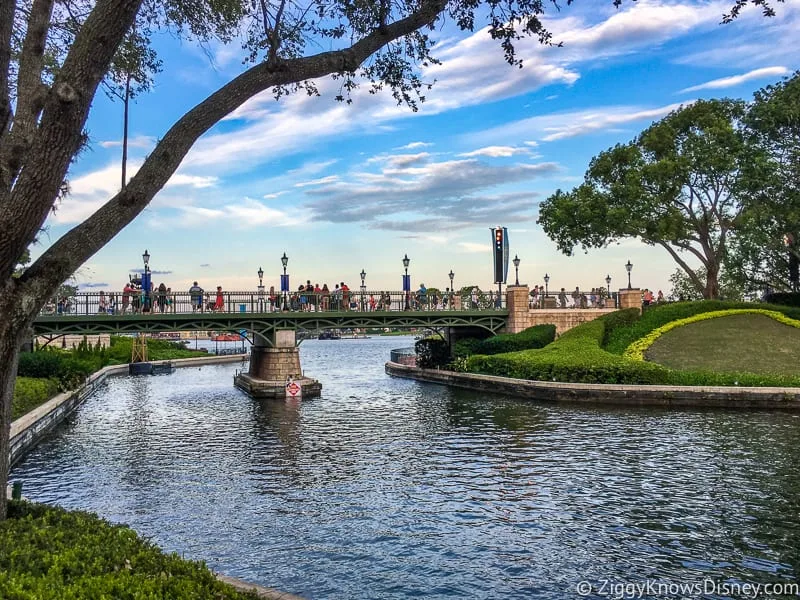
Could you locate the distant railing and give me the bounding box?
[40,289,509,317]
[530,290,619,309]
[390,347,417,366]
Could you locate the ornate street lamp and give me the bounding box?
[513,255,520,286]
[625,259,633,290]
[257,266,265,312]
[281,252,289,311]
[448,270,455,310]
[142,249,150,273]
[402,254,411,310]
[543,273,550,298]
[605,273,611,295]
[141,249,151,312]
[360,269,366,311]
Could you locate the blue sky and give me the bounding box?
[39,0,799,295]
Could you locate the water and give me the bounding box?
[11,336,800,599]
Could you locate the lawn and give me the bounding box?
[645,314,800,376]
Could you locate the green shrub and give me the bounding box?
[474,324,556,355]
[603,301,800,355]
[764,292,800,307]
[599,308,641,347]
[452,337,483,358]
[415,337,451,369]
[0,501,259,599]
[17,351,63,379]
[12,378,61,420]
[466,316,800,387]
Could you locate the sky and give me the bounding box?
[35,0,800,295]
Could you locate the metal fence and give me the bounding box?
[530,290,619,309]
[41,289,510,316]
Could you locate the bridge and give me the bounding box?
[32,286,643,400]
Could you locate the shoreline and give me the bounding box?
[9,353,308,600]
[384,361,800,410]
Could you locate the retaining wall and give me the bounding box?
[385,362,800,410]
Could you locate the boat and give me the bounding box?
[318,331,341,340]
[211,333,242,341]
[340,334,371,339]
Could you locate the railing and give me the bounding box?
[390,347,417,366]
[40,289,509,317]
[530,290,619,309]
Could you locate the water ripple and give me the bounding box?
[11,336,800,599]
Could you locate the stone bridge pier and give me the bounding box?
[234,329,321,399]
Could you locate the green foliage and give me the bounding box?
[599,308,641,347]
[12,379,60,420]
[415,338,451,369]
[466,310,800,387]
[474,324,556,355]
[603,300,800,355]
[764,292,800,307]
[538,99,764,300]
[0,501,259,599]
[452,338,484,359]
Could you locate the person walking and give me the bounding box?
[157,283,167,313]
[213,286,225,311]
[559,288,568,309]
[189,281,203,312]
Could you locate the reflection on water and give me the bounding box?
[11,336,800,599]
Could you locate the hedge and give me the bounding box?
[623,309,800,361]
[473,324,556,355]
[603,301,800,355]
[0,501,259,599]
[466,315,800,387]
[12,378,61,420]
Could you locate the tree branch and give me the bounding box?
[20,0,448,295]
[0,0,143,280]
[658,241,706,296]
[0,0,17,188]
[13,0,55,139]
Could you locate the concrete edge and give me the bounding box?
[385,362,800,409]
[216,574,306,600]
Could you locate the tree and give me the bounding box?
[538,99,766,300]
[0,0,781,517]
[726,71,800,292]
[667,267,745,302]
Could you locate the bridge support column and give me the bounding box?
[234,330,321,399]
[504,285,530,333]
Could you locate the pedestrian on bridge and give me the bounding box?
[189,281,204,312]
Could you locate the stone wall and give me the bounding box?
[385,362,800,410]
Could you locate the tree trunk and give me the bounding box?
[705,263,721,299]
[0,299,25,519]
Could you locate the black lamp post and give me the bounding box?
[257,266,265,312]
[513,255,520,286]
[544,273,550,298]
[605,273,611,295]
[281,252,289,311]
[403,254,411,310]
[141,249,151,312]
[360,269,366,311]
[142,249,150,273]
[448,270,455,310]
[625,259,633,290]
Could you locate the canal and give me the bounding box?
[11,336,800,598]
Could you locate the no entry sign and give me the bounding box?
[286,379,302,400]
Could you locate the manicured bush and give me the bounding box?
[16,350,63,379]
[603,300,800,355]
[0,501,259,599]
[466,316,800,387]
[764,292,800,307]
[473,324,556,355]
[415,337,451,369]
[452,337,483,359]
[12,378,61,420]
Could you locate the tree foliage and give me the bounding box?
[538,99,767,299]
[0,0,783,515]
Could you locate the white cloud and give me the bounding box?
[459,146,532,158]
[166,174,218,188]
[263,191,287,199]
[396,141,432,150]
[98,135,155,149]
[678,66,791,93]
[294,175,340,188]
[471,101,691,144]
[152,197,307,230]
[459,242,488,253]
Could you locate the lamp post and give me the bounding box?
[605,273,612,308]
[625,259,633,290]
[257,266,265,312]
[513,255,520,286]
[141,249,151,312]
[360,269,366,311]
[449,270,454,310]
[544,273,549,297]
[281,252,289,311]
[403,254,411,310]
